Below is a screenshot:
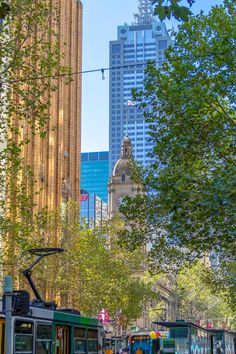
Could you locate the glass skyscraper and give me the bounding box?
[81,151,109,203]
[109,0,171,173]
[80,191,108,229]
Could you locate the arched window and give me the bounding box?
[121,173,126,182]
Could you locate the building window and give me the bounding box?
[158,40,167,50]
[112,44,121,53]
[121,173,126,182]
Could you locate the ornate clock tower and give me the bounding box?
[108,135,139,219]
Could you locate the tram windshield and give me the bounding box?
[15,320,33,353]
[130,335,151,354]
[129,333,174,354]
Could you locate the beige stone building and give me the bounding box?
[108,137,175,332]
[108,136,139,218]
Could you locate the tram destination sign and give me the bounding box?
[132,335,150,341]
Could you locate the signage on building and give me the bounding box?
[98,308,110,325]
[207,321,213,329]
[80,194,88,201]
[130,326,140,332]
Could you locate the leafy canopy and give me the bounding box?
[174,262,236,329]
[152,0,196,22]
[120,0,236,294]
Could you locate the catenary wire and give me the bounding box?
[0,50,234,86]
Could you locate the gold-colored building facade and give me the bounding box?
[22,0,83,211]
[1,1,82,303]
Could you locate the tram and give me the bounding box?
[129,321,222,354]
[128,330,173,354]
[0,248,105,354]
[154,322,236,354]
[211,329,235,354]
[104,337,124,354]
[154,321,216,354]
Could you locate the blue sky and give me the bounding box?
[81,0,224,152]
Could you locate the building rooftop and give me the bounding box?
[81,151,109,162]
[133,0,154,25]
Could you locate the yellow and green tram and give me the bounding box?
[0,303,104,354]
[0,248,105,354]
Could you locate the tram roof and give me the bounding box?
[153,321,215,333]
[0,299,101,327]
[211,329,235,336]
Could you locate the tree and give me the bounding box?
[70,227,159,323]
[173,262,236,329]
[120,0,236,307]
[7,207,159,322]
[205,260,236,313]
[152,0,196,22]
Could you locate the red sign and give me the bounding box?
[98,309,110,325]
[80,194,88,201]
[207,321,213,329]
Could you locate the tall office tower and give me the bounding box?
[80,151,109,228]
[81,151,109,204]
[109,0,171,173]
[21,0,83,211]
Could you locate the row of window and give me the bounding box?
[124,43,156,48]
[81,152,109,162]
[13,320,99,354]
[14,321,52,354]
[124,81,143,85]
[124,54,155,59]
[111,71,121,76]
[111,130,150,138]
[111,133,152,139]
[124,58,146,63]
[124,48,156,54]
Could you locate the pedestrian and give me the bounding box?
[135,347,142,354]
[122,347,129,354]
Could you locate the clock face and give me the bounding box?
[117,195,125,206]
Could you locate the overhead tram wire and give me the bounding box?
[0,50,234,86]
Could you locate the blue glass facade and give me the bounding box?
[109,2,171,173]
[81,151,109,203]
[80,191,108,228]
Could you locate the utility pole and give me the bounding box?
[4,276,13,354]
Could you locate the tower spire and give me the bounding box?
[134,0,154,25]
